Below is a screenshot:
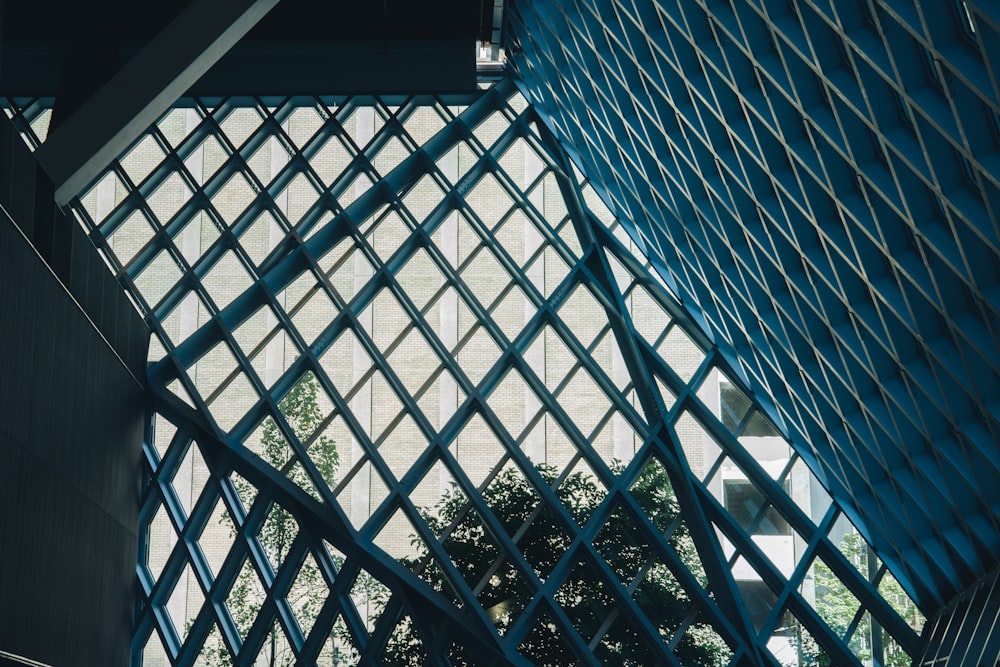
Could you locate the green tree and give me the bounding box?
[380,460,729,666]
[804,530,923,667]
[204,373,338,667]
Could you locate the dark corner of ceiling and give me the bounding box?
[0,0,496,103]
[0,0,196,124]
[215,0,487,96]
[479,0,499,43]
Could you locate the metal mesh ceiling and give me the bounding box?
[505,0,1000,613]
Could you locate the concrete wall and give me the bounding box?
[0,121,148,667]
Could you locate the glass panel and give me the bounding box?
[120,134,166,186]
[679,611,733,666]
[277,172,320,226]
[328,614,362,664]
[736,577,780,634]
[337,459,390,531]
[381,614,427,664]
[374,506,424,561]
[490,283,536,343]
[518,610,580,666]
[202,250,253,311]
[219,106,262,149]
[167,563,203,644]
[787,456,832,525]
[209,371,258,432]
[187,135,227,187]
[251,620,294,667]
[134,249,183,308]
[171,441,208,519]
[311,135,354,187]
[675,410,722,482]
[285,106,324,149]
[723,478,792,536]
[878,568,925,631]
[402,105,447,145]
[146,502,176,582]
[714,373,753,434]
[627,285,672,345]
[659,325,704,382]
[811,551,864,641]
[558,284,606,349]
[461,246,511,309]
[487,368,542,441]
[556,558,617,641]
[187,340,239,404]
[772,610,823,667]
[379,413,429,482]
[240,210,285,266]
[147,172,193,223]
[591,410,642,468]
[632,560,691,642]
[395,247,445,312]
[248,133,292,187]
[207,549,247,609]
[62,89,919,667]
[288,552,327,640]
[525,245,570,299]
[156,108,193,148]
[141,630,170,667]
[456,326,501,387]
[372,135,410,177]
[556,368,612,440]
[259,501,299,570]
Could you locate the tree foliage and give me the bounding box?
[380,459,730,666]
[196,383,922,667]
[797,529,922,667]
[203,373,338,667]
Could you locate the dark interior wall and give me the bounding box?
[0,122,148,380]
[0,129,148,666]
[0,0,487,97]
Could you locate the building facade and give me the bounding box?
[1,76,919,665]
[2,0,998,665]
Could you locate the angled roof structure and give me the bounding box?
[7,79,919,665]
[2,1,999,666]
[508,0,1000,613]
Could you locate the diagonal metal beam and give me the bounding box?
[150,386,523,666]
[35,0,281,205]
[147,79,517,391]
[593,221,923,656]
[534,117,778,665]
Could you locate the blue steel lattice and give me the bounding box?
[506,0,1000,613]
[32,77,926,665]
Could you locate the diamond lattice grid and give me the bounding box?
[36,78,926,666]
[507,0,1000,614]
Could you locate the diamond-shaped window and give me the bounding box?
[62,85,918,667]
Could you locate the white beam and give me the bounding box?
[35,0,280,206]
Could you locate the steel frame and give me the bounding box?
[506,0,1000,613]
[6,75,921,665]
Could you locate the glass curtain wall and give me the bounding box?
[7,80,923,666]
